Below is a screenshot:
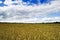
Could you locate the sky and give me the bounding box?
[0,0,60,23]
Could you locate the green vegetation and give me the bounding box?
[0,23,60,40]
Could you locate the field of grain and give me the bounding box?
[0,23,60,40]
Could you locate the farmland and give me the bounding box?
[0,23,60,40]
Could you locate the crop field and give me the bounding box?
[0,23,60,40]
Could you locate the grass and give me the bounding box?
[0,23,60,40]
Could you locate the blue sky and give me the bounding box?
[0,0,52,6]
[0,0,60,23]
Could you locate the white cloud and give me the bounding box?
[0,1,2,3]
[0,0,60,23]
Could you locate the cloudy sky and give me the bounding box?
[0,0,60,23]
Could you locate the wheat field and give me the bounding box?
[0,23,60,40]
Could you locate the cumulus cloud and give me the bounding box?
[0,0,60,23]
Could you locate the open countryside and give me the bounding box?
[0,23,60,40]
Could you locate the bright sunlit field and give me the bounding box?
[0,23,60,40]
